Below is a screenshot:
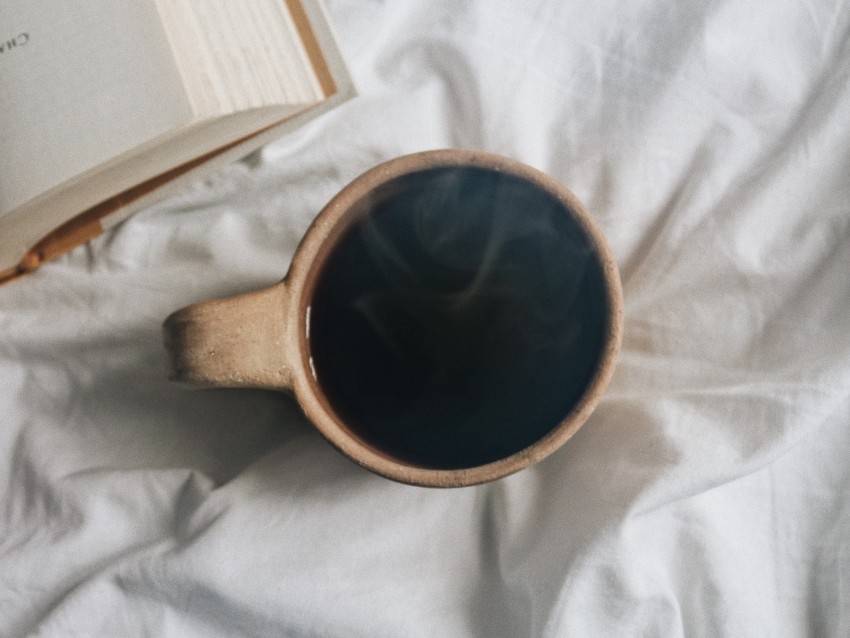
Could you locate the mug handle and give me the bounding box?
[162,281,294,391]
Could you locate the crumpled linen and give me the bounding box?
[1,0,849,635]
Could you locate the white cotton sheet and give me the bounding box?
[1,0,849,635]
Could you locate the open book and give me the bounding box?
[0,0,354,283]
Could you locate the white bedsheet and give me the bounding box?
[2,1,849,635]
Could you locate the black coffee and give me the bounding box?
[308,167,607,469]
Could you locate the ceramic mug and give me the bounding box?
[163,150,623,487]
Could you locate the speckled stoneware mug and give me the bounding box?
[163,150,623,487]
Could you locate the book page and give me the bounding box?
[153,0,325,117]
[0,1,192,216]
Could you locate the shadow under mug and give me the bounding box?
[163,150,623,487]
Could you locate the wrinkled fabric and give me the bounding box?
[1,0,849,635]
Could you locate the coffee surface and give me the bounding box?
[308,167,607,469]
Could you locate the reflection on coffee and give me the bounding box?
[309,167,607,469]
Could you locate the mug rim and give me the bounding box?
[285,149,623,487]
